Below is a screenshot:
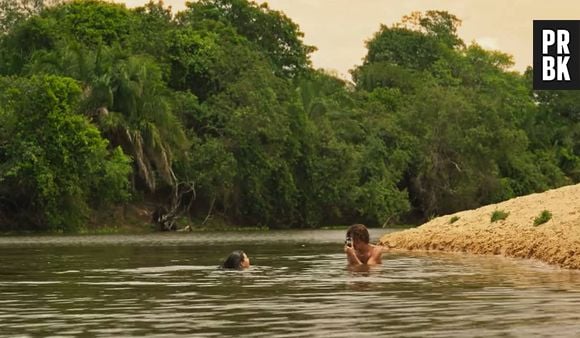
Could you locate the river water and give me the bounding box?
[1,229,579,337]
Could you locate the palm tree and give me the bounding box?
[28,45,189,194]
[99,54,189,193]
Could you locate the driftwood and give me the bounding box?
[152,182,196,231]
[152,206,176,231]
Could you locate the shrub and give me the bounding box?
[490,209,509,222]
[449,216,460,224]
[533,210,552,226]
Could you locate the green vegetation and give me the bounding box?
[0,2,578,232]
[449,216,460,224]
[533,210,552,226]
[491,210,510,223]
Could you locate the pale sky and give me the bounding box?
[118,0,580,80]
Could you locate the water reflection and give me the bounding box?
[0,230,579,337]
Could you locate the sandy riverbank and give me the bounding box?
[379,184,580,269]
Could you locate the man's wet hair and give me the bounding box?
[222,250,247,270]
[346,224,370,244]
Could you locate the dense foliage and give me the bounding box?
[0,1,578,231]
[0,75,131,230]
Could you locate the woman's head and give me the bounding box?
[346,224,370,245]
[222,250,251,270]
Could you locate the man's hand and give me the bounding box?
[344,244,362,265]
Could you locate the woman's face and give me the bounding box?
[241,253,251,268]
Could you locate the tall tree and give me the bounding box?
[0,75,131,230]
[179,0,316,78]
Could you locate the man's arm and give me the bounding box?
[344,245,362,265]
[366,245,383,265]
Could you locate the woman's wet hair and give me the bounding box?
[222,250,247,270]
[346,224,370,244]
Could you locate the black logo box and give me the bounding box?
[533,20,580,90]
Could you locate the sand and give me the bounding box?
[379,184,580,269]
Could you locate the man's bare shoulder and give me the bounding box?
[367,244,383,264]
[371,244,384,254]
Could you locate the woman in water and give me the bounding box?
[221,250,251,270]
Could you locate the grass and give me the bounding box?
[384,224,418,229]
[490,209,510,222]
[186,225,270,232]
[533,210,552,226]
[77,226,123,235]
[320,225,350,230]
[449,216,460,224]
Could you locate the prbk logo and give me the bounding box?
[533,21,580,90]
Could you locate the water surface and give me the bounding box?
[1,229,579,337]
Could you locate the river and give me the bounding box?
[1,229,579,337]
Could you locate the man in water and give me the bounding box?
[344,224,383,265]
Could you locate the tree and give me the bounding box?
[0,75,131,231]
[0,0,60,35]
[95,54,190,193]
[362,11,462,72]
[356,10,568,219]
[179,0,316,78]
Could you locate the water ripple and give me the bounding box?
[1,231,580,337]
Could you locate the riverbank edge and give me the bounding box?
[1,199,417,235]
[0,202,270,235]
[378,184,580,269]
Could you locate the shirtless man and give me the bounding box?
[344,224,383,266]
